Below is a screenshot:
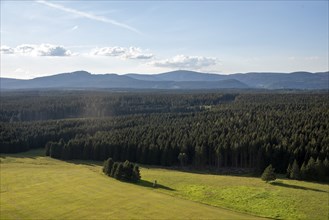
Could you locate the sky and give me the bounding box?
[0,0,328,79]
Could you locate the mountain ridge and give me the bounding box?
[1,70,328,90]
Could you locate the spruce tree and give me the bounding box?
[132,164,141,182]
[110,162,118,177]
[306,157,316,180]
[261,164,276,183]
[114,163,124,180]
[103,158,114,176]
[323,158,329,176]
[286,163,292,178]
[300,162,307,180]
[315,157,325,181]
[178,152,188,167]
[122,160,133,181]
[290,159,300,180]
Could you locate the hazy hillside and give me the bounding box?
[1,70,328,90]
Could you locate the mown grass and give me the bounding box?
[142,167,329,220]
[0,150,261,220]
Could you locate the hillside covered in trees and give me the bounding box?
[1,91,328,181]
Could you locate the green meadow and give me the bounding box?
[1,149,328,220]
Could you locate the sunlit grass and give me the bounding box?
[0,150,260,220]
[142,167,329,220]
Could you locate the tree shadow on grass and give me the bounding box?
[64,159,102,167]
[0,149,44,159]
[137,179,175,191]
[270,181,328,193]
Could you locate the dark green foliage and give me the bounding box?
[49,140,64,159]
[178,152,188,167]
[315,158,325,180]
[305,157,317,180]
[1,92,328,182]
[289,160,300,180]
[300,162,307,180]
[286,163,291,178]
[132,164,141,182]
[323,158,329,176]
[103,158,114,176]
[114,163,124,180]
[103,158,141,182]
[110,163,118,177]
[261,164,276,182]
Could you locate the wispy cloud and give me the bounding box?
[71,25,78,31]
[148,55,219,69]
[36,0,141,34]
[91,46,153,59]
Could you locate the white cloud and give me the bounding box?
[148,55,219,69]
[90,46,153,59]
[0,45,14,54]
[36,0,141,34]
[1,44,72,56]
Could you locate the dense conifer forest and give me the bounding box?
[1,91,328,181]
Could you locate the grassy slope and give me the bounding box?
[1,150,328,220]
[0,150,260,220]
[142,168,329,220]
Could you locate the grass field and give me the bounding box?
[1,149,328,220]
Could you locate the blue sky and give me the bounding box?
[1,0,328,79]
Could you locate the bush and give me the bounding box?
[261,164,276,183]
[103,158,141,182]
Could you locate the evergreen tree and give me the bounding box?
[103,158,114,176]
[300,162,307,179]
[315,157,325,180]
[45,141,52,156]
[110,162,118,177]
[178,152,188,167]
[122,160,133,181]
[114,163,124,180]
[290,159,300,180]
[132,164,141,182]
[286,163,291,178]
[306,157,316,180]
[261,164,276,183]
[323,158,329,176]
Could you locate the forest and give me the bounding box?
[1,91,328,181]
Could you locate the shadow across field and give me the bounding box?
[270,181,328,193]
[0,149,44,159]
[143,165,257,178]
[64,159,102,167]
[137,179,175,191]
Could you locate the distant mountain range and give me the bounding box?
[1,70,328,90]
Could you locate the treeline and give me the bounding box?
[287,158,329,181]
[1,92,328,181]
[0,91,236,122]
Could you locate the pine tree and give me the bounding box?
[290,160,300,180]
[122,160,133,181]
[110,162,118,177]
[178,152,188,167]
[300,162,307,180]
[132,164,141,182]
[261,164,276,183]
[306,157,316,180]
[114,163,124,180]
[286,163,292,178]
[323,158,329,176]
[103,158,114,176]
[315,157,325,181]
